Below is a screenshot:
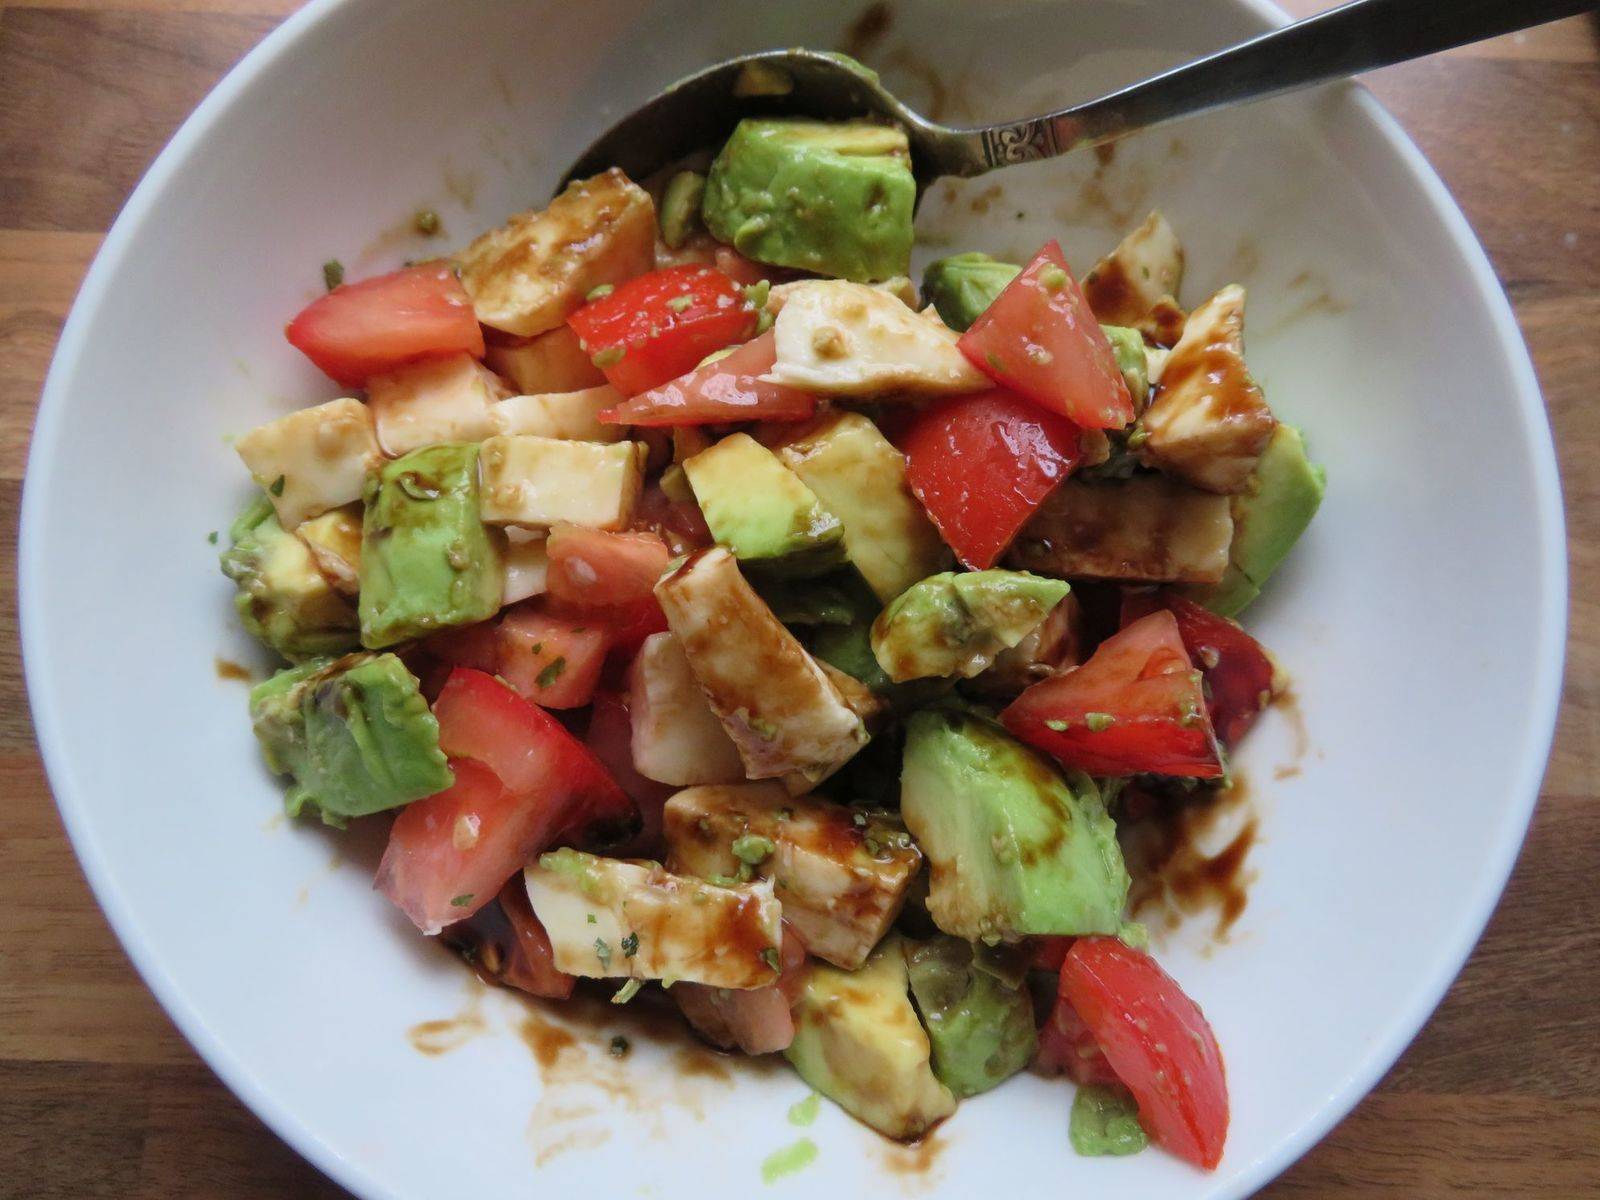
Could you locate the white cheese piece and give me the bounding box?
[655,547,868,782]
[293,503,363,596]
[488,386,626,442]
[525,849,781,989]
[767,280,989,398]
[455,168,655,337]
[484,325,606,394]
[366,353,512,457]
[477,435,645,529]
[498,527,550,605]
[1083,209,1188,344]
[628,632,745,787]
[1141,284,1276,494]
[664,783,921,970]
[234,397,383,528]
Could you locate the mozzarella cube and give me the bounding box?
[488,386,626,442]
[234,397,383,528]
[366,353,511,457]
[294,503,363,596]
[484,325,606,394]
[664,784,921,970]
[455,169,655,338]
[477,435,645,529]
[768,280,988,398]
[629,632,745,786]
[1083,209,1188,344]
[525,849,781,990]
[498,527,550,605]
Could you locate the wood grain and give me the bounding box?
[0,4,1596,1197]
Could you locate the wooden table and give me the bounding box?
[1,2,1596,1195]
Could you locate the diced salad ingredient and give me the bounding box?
[227,96,1323,1171]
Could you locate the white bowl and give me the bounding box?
[20,0,1565,1196]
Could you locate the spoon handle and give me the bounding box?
[962,0,1597,170]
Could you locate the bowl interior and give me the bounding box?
[22,0,1563,1197]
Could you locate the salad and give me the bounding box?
[222,108,1323,1172]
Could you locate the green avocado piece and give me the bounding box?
[904,937,1036,1097]
[358,443,503,649]
[773,411,950,603]
[900,709,1129,941]
[249,652,453,824]
[702,118,915,283]
[659,169,706,250]
[921,253,1021,332]
[684,432,846,577]
[1101,324,1150,411]
[1070,1083,1150,1157]
[755,571,877,628]
[1186,424,1325,617]
[784,934,957,1140]
[220,495,358,662]
[872,570,1071,683]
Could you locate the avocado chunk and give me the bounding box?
[900,710,1129,942]
[921,253,1021,332]
[684,432,845,577]
[1101,324,1150,411]
[1070,1083,1149,1157]
[358,443,503,649]
[772,411,950,603]
[785,935,957,1140]
[702,118,915,283]
[903,937,1036,1097]
[1187,423,1325,617]
[871,571,1071,683]
[220,496,358,662]
[658,169,706,250]
[249,652,453,824]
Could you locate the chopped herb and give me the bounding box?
[414,209,441,236]
[612,978,643,1005]
[1045,718,1071,732]
[530,642,543,654]
[1040,264,1069,292]
[1086,712,1117,732]
[322,259,344,290]
[743,279,771,310]
[707,873,743,888]
[665,294,694,313]
[985,351,1006,373]
[760,947,781,973]
[1125,426,1151,451]
[621,931,639,958]
[594,938,612,967]
[852,811,868,827]
[206,530,218,544]
[609,1034,631,1057]
[449,893,474,907]
[747,714,778,740]
[731,834,776,866]
[586,283,615,301]
[268,475,286,497]
[591,346,625,370]
[536,657,568,688]
[586,912,597,924]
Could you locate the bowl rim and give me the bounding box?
[17,0,1568,1196]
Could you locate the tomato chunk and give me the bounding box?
[375,669,631,934]
[581,690,672,857]
[901,388,1084,569]
[959,242,1134,430]
[498,604,608,709]
[1036,973,1121,1087]
[546,524,670,607]
[1001,609,1223,778]
[567,265,758,396]
[443,876,577,1000]
[600,331,816,426]
[285,263,484,388]
[1122,591,1277,746]
[1061,938,1229,1170]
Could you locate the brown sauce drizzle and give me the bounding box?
[1120,774,1257,939]
[214,657,253,682]
[840,2,894,61]
[877,1127,948,1177]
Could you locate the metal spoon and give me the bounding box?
[558,0,1595,196]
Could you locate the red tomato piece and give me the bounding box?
[599,332,817,426]
[580,690,673,857]
[1001,610,1223,778]
[498,604,608,709]
[285,263,484,388]
[375,669,632,934]
[901,388,1084,569]
[567,265,758,396]
[421,620,502,674]
[546,524,671,607]
[1061,938,1229,1170]
[958,242,1135,430]
[1030,935,1074,973]
[1121,591,1278,746]
[1035,974,1121,1087]
[443,876,577,1000]
[633,482,714,555]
